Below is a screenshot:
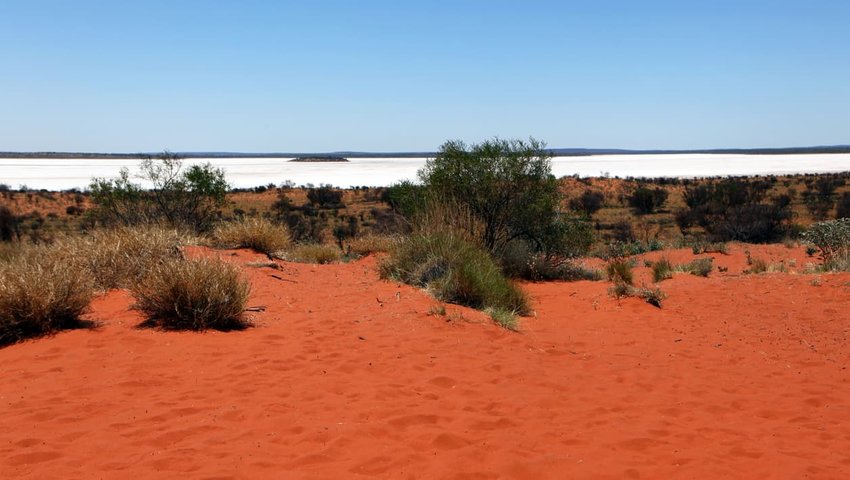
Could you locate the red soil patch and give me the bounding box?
[2,246,850,479]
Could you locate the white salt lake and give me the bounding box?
[1,153,848,191]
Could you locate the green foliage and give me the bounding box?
[677,178,790,242]
[90,151,229,232]
[488,308,519,331]
[383,180,428,219]
[836,192,850,219]
[569,189,605,217]
[418,138,573,256]
[380,232,529,318]
[802,218,850,270]
[306,185,345,208]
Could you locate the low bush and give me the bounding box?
[380,232,529,320]
[132,257,250,330]
[605,258,634,285]
[569,189,605,217]
[635,286,666,307]
[836,192,850,219]
[0,246,95,346]
[678,257,713,277]
[629,187,668,215]
[499,240,601,281]
[213,217,290,256]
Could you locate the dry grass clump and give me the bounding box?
[59,226,190,290]
[0,246,95,346]
[677,257,714,277]
[608,280,666,308]
[605,258,634,285]
[131,257,250,331]
[651,257,674,282]
[380,232,529,324]
[692,241,729,255]
[282,243,342,264]
[346,234,399,256]
[213,217,290,256]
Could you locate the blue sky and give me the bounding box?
[1,0,848,152]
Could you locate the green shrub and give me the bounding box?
[213,217,290,256]
[568,189,605,217]
[652,257,673,282]
[90,151,228,232]
[488,308,519,331]
[692,241,729,255]
[499,240,600,281]
[0,246,95,346]
[629,186,668,215]
[418,138,590,258]
[131,257,250,331]
[380,232,529,319]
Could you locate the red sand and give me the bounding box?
[2,245,850,479]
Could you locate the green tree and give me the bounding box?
[418,138,584,256]
[90,151,228,232]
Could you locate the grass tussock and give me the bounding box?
[60,226,190,290]
[651,257,674,282]
[605,258,634,285]
[0,246,95,346]
[131,257,250,331]
[380,232,529,322]
[213,217,291,256]
[282,243,342,264]
[346,234,399,256]
[499,240,601,281]
[677,257,713,277]
[608,280,667,308]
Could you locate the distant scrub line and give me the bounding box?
[2,145,850,345]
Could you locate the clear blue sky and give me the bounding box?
[1,0,848,152]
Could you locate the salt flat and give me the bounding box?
[1,153,848,190]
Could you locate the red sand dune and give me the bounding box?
[2,245,850,479]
